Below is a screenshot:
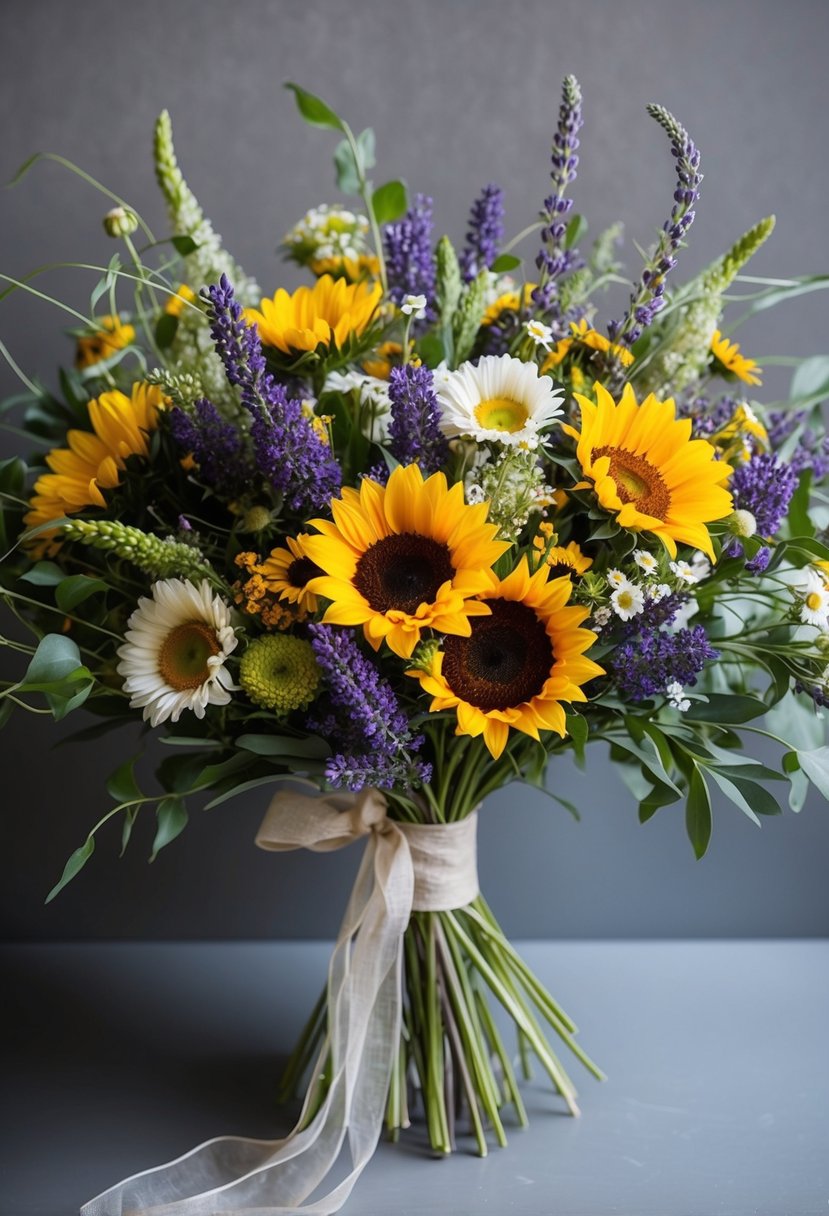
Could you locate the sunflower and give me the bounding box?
[75,314,135,369]
[710,330,762,386]
[117,579,238,727]
[543,541,593,580]
[481,283,536,327]
[409,558,603,760]
[260,534,324,614]
[24,383,165,542]
[435,354,565,449]
[565,382,733,560]
[303,464,509,659]
[244,275,382,356]
[541,318,634,372]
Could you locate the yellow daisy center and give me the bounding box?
[593,445,671,519]
[474,397,529,434]
[616,590,635,612]
[806,592,824,611]
[158,621,220,691]
[442,599,554,712]
[354,533,454,615]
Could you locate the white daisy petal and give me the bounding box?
[435,354,564,449]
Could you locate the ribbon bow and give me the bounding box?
[82,789,479,1216]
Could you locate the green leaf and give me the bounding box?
[285,82,344,131]
[452,271,488,365]
[639,776,682,822]
[236,732,331,759]
[371,180,408,226]
[785,470,814,539]
[204,774,299,809]
[565,214,588,249]
[333,128,374,195]
[150,796,188,861]
[491,253,522,274]
[796,747,829,802]
[171,234,199,256]
[19,561,64,586]
[565,713,588,768]
[21,634,83,687]
[685,766,712,859]
[55,574,108,613]
[120,807,139,856]
[155,312,178,349]
[46,838,94,903]
[783,755,810,813]
[106,755,142,804]
[684,693,769,724]
[790,355,829,401]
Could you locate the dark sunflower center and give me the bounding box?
[443,599,554,712]
[287,556,323,589]
[354,533,454,615]
[158,621,220,691]
[547,560,576,580]
[593,445,671,518]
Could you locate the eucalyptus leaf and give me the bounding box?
[21,634,83,687]
[685,766,712,859]
[237,733,331,759]
[150,796,188,861]
[19,561,64,587]
[795,747,829,802]
[106,755,142,804]
[55,574,108,612]
[46,838,94,903]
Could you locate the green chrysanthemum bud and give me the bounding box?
[239,635,320,714]
[242,506,273,534]
[102,206,139,238]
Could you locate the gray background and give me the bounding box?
[1,0,828,941]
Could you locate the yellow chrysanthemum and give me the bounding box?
[303,464,509,660]
[75,314,135,369]
[482,283,536,327]
[24,383,165,543]
[239,634,320,714]
[260,535,324,614]
[244,275,382,356]
[164,284,197,317]
[565,382,733,561]
[541,318,634,372]
[309,253,380,282]
[409,557,603,760]
[710,330,762,386]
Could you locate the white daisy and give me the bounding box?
[670,559,700,584]
[524,319,554,350]
[117,579,238,728]
[590,606,612,632]
[610,580,645,621]
[666,681,691,712]
[633,549,659,575]
[797,568,829,629]
[647,582,673,603]
[435,354,564,449]
[606,568,627,588]
[690,552,712,580]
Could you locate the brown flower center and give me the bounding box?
[593,445,671,518]
[158,621,220,691]
[547,560,576,580]
[443,598,554,712]
[287,556,324,589]
[354,533,454,616]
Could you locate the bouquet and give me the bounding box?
[2,75,829,1214]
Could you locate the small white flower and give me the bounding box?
[591,606,612,632]
[633,549,659,575]
[117,579,238,728]
[524,319,554,350]
[465,482,487,506]
[401,293,428,319]
[647,582,672,603]
[666,681,691,712]
[670,559,699,584]
[798,568,829,629]
[690,552,712,580]
[610,581,645,621]
[607,568,627,588]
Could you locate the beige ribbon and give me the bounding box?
[81,789,479,1216]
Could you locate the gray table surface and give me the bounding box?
[3,941,828,1216]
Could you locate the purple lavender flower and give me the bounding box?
[613,625,718,701]
[169,398,254,497]
[532,75,584,325]
[768,410,829,482]
[619,592,687,635]
[677,394,738,440]
[746,546,771,574]
[384,195,437,315]
[609,105,702,349]
[308,624,428,792]
[459,184,505,282]
[795,679,829,710]
[202,276,341,513]
[387,364,449,474]
[730,453,798,536]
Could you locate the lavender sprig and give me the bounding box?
[532,75,584,325]
[384,194,437,316]
[387,364,449,474]
[202,275,340,513]
[308,624,430,792]
[169,398,255,497]
[613,625,718,701]
[459,184,505,282]
[608,105,703,351]
[731,453,798,536]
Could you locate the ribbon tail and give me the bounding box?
[80,830,414,1216]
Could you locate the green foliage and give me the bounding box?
[285,83,345,131]
[371,181,408,226]
[452,271,488,366]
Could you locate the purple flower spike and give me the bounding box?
[532,75,585,326]
[387,364,448,474]
[731,453,798,537]
[613,625,718,701]
[460,184,505,282]
[384,195,437,316]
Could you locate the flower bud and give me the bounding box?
[103,206,139,238]
[728,509,757,539]
[242,505,273,533]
